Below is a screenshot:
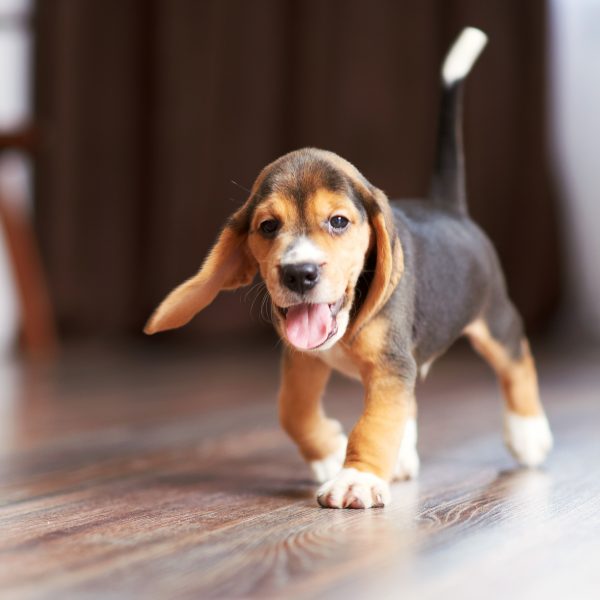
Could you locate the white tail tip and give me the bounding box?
[442,27,488,86]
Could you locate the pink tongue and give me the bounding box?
[285,303,333,350]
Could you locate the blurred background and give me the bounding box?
[0,0,598,358]
[3,5,600,596]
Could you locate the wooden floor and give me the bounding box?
[1,340,599,599]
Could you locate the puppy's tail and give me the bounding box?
[430,27,488,214]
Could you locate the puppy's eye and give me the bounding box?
[259,219,280,237]
[329,215,349,231]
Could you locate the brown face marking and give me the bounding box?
[146,148,403,341]
[242,149,403,347]
[303,188,372,299]
[247,195,298,263]
[247,185,371,314]
[247,194,298,308]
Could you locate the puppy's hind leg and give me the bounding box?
[464,303,553,467]
[279,349,347,483]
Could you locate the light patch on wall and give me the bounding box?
[0,0,33,355]
[550,0,600,340]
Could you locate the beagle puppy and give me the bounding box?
[145,28,553,509]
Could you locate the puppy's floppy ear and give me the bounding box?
[349,187,403,337]
[144,211,256,335]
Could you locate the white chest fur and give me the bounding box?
[319,345,361,381]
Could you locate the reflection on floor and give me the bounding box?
[0,341,599,599]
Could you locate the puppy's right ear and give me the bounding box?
[144,215,256,335]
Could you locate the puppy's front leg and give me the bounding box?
[279,349,347,483]
[317,367,415,509]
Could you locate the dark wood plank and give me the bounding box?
[0,343,599,599]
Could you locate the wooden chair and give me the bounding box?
[0,128,58,359]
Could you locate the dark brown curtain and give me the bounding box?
[34,0,561,341]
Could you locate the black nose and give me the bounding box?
[280,263,320,294]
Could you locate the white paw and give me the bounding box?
[504,411,553,467]
[309,434,347,483]
[394,417,420,480]
[316,468,391,509]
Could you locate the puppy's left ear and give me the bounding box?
[349,187,403,337]
[144,212,256,335]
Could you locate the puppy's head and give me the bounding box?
[145,148,401,351]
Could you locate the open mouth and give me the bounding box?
[277,297,344,350]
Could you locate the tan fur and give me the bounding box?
[304,189,372,300]
[347,192,404,340]
[310,155,406,339]
[145,149,412,486]
[246,195,301,310]
[247,188,372,335]
[464,319,543,417]
[339,317,415,479]
[320,344,361,380]
[146,144,549,505]
[146,151,408,486]
[144,225,256,334]
[145,150,395,341]
[278,350,341,461]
